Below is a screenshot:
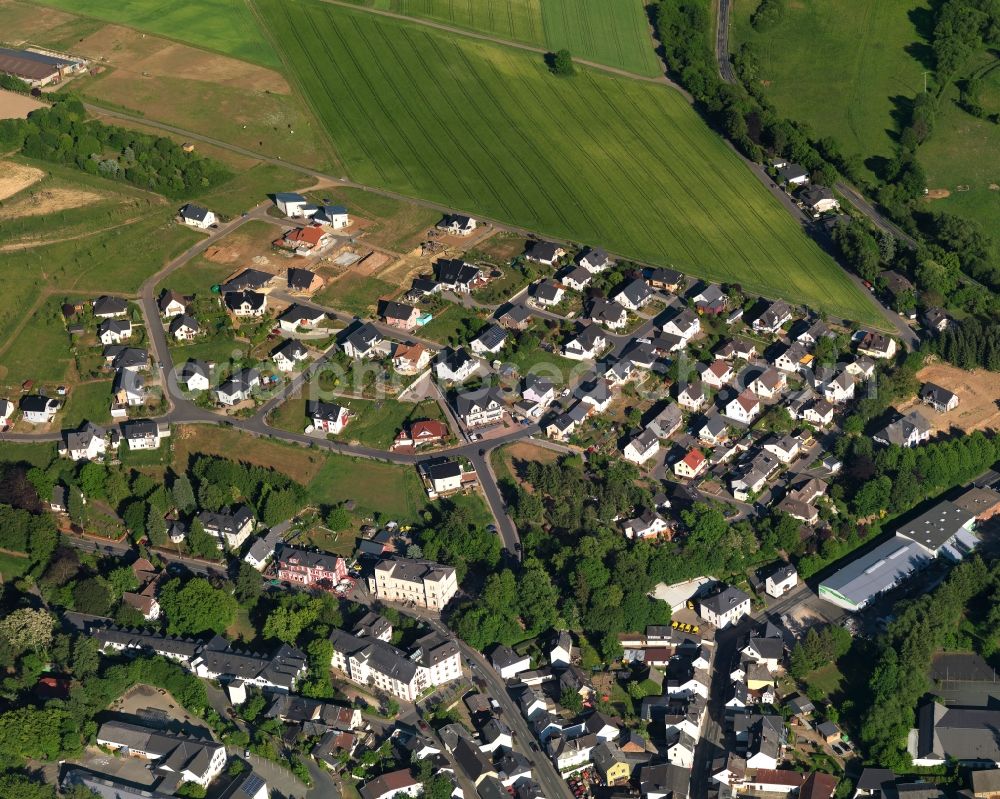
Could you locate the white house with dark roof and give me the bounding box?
[623,429,660,466]
[577,247,612,273]
[874,411,932,448]
[308,400,349,435]
[613,278,653,311]
[699,586,751,628]
[589,298,628,330]
[158,290,188,318]
[437,214,477,236]
[662,308,701,341]
[92,295,128,318]
[525,240,565,266]
[858,330,897,360]
[677,382,707,412]
[179,359,212,391]
[753,301,792,334]
[178,203,217,229]
[215,368,260,406]
[560,266,592,291]
[98,318,132,345]
[313,204,350,228]
[470,324,509,355]
[765,564,798,598]
[224,290,267,317]
[750,368,786,399]
[274,192,310,217]
[199,506,255,549]
[435,347,480,382]
[61,422,110,461]
[491,645,531,681]
[122,419,170,450]
[342,323,383,360]
[921,383,959,413]
[278,304,325,333]
[272,339,309,372]
[562,325,608,361]
[169,314,199,341]
[622,508,671,540]
[531,279,565,308]
[454,387,505,428]
[20,395,60,424]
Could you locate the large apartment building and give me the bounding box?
[368,557,459,610]
[328,627,462,702]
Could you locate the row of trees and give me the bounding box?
[0,100,231,199]
[930,316,1000,370]
[189,454,308,527]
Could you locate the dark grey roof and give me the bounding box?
[218,367,260,395]
[921,383,957,406]
[274,192,306,203]
[700,586,750,614]
[169,314,199,334]
[112,347,149,370]
[589,298,626,324]
[93,295,128,316]
[379,299,416,321]
[20,395,59,413]
[777,163,808,181]
[799,186,835,205]
[221,268,272,292]
[526,240,562,262]
[179,359,211,383]
[615,277,652,305]
[179,203,210,222]
[344,322,382,352]
[455,386,505,416]
[99,318,131,336]
[278,303,324,324]
[435,259,481,286]
[917,701,1000,762]
[275,543,343,573]
[533,279,562,302]
[122,419,158,440]
[857,769,898,792]
[640,763,691,799]
[578,247,611,268]
[473,323,508,350]
[287,267,316,290]
[426,459,463,481]
[198,505,254,535]
[273,338,307,360]
[307,400,345,422]
[224,290,266,312]
[895,500,976,555]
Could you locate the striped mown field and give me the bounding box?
[258,0,882,323]
[344,0,662,75]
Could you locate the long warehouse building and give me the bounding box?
[0,46,86,87]
[818,494,985,611]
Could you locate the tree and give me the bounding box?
[187,520,220,560]
[67,487,84,525]
[233,561,263,608]
[325,505,351,531]
[560,686,583,713]
[0,608,54,654]
[171,474,196,512]
[72,577,113,616]
[550,49,575,76]
[107,566,140,599]
[77,462,106,498]
[146,505,168,547]
[158,577,237,635]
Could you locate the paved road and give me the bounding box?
[715,0,737,83]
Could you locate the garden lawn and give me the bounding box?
[315,272,396,317]
[307,455,430,521]
[417,305,486,346]
[0,299,74,385]
[195,163,316,219]
[345,0,660,76]
[260,0,883,325]
[307,186,439,251]
[0,440,57,467]
[31,0,281,68]
[0,551,30,580]
[731,0,928,175]
[60,380,114,428]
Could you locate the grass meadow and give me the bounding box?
[261,0,882,324]
[731,0,928,169]
[346,0,660,75]
[32,0,280,68]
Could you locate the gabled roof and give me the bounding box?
[224,290,266,312]
[221,268,272,292]
[273,338,308,361]
[179,203,210,221]
[526,240,562,262]
[473,323,509,350]
[378,299,416,321]
[308,400,347,422]
[169,314,199,334]
[92,295,128,316]
[700,586,749,614]
[455,386,505,416]
[278,303,324,324]
[614,277,652,305]
[589,297,626,324]
[534,279,563,302]
[287,267,317,291]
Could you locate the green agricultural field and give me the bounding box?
[731,0,927,174]
[32,0,280,68]
[345,0,660,75]
[260,0,883,324]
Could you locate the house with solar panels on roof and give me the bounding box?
[819,496,980,611]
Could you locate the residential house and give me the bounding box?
[308,400,349,435]
[819,369,855,403]
[108,346,149,372]
[692,283,727,315]
[922,383,959,413]
[550,631,574,668]
[624,429,660,466]
[98,318,132,345]
[435,347,480,381]
[765,564,798,597]
[110,369,146,416]
[424,460,465,495]
[874,411,932,448]
[777,163,809,186]
[640,763,691,799]
[0,399,14,428]
[911,701,1000,767]
[275,544,348,589]
[286,267,323,294]
[20,395,60,424]
[858,330,897,360]
[215,369,260,406]
[725,390,761,424]
[716,338,757,362]
[220,269,272,294]
[592,741,630,786]
[589,298,628,330]
[122,419,169,451]
[199,506,255,549]
[61,422,110,461]
[379,300,420,331]
[753,301,793,334]
[454,387,505,428]
[158,290,188,318]
[274,192,310,217]
[801,398,835,427]
[435,259,484,293]
[360,770,422,799]
[525,240,565,266]
[368,557,459,610]
[437,214,477,236]
[92,295,128,318]
[547,732,598,771]
[575,377,614,413]
[698,360,733,389]
[622,508,671,540]
[169,314,199,341]
[613,278,653,311]
[648,403,683,439]
[699,416,729,446]
[277,304,325,333]
[272,339,308,372]
[796,319,833,346]
[519,374,555,418]
[393,419,449,449]
[677,382,707,412]
[497,304,533,330]
[313,204,350,228]
[342,323,383,360]
[663,308,701,341]
[845,355,877,381]
[532,279,565,308]
[491,645,530,680]
[178,360,212,391]
[470,324,509,356]
[562,324,608,360]
[775,343,812,374]
[392,342,430,374]
[646,267,684,292]
[674,449,707,480]
[666,729,697,768]
[560,266,592,291]
[699,586,751,628]
[923,307,951,332]
[763,434,799,464]
[178,203,217,229]
[799,186,839,214]
[578,247,612,273]
[224,290,267,317]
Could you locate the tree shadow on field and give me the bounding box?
[906,5,937,70]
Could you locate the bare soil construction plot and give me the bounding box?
[0,88,45,119]
[0,161,44,201]
[3,187,104,217]
[899,362,1000,433]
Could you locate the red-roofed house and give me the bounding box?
[674,448,707,479]
[274,224,332,254]
[725,390,761,424]
[392,419,450,450]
